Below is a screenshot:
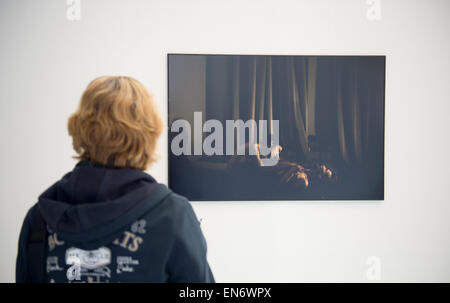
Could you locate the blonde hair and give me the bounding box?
[68,76,163,170]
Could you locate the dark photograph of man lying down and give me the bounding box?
[168,55,385,201]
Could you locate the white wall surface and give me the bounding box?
[1,0,449,283]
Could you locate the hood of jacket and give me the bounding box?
[37,160,171,246]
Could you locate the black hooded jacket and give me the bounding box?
[16,160,214,283]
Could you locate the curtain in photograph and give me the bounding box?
[204,55,384,165]
[230,56,274,148]
[334,56,384,165]
[288,57,309,155]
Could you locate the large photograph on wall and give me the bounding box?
[168,54,385,200]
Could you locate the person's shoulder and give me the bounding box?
[22,202,40,226]
[162,190,194,216]
[168,191,190,206]
[17,202,41,242]
[152,188,199,228]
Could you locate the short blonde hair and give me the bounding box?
[68,76,163,170]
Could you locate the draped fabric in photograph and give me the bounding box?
[204,55,384,167]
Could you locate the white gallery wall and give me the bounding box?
[1,0,449,282]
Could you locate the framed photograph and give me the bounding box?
[168,54,385,200]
